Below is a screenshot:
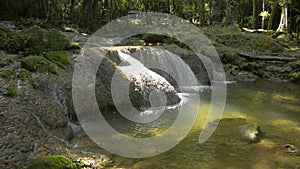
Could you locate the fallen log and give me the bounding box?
[242,27,274,34]
[238,53,296,62]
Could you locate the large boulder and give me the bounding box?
[94,48,181,111]
[7,26,70,55]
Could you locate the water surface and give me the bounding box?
[72,80,300,169]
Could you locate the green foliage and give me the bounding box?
[42,51,69,69]
[259,11,271,19]
[6,86,17,97]
[20,55,57,74]
[0,26,12,49]
[27,155,79,169]
[0,69,14,79]
[19,68,38,88]
[288,60,300,82]
[289,72,300,81]
[7,26,70,55]
[289,60,300,72]
[0,58,10,67]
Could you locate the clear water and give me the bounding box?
[71,80,300,169]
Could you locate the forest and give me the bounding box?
[0,0,300,34]
[1,0,300,169]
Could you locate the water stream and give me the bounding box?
[71,81,300,169]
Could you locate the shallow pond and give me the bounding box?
[71,80,300,169]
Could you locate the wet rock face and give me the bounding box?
[0,84,70,168]
[129,72,181,110]
[95,49,181,111]
[36,74,76,121]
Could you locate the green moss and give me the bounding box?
[0,69,14,78]
[0,26,12,49]
[27,155,79,169]
[69,42,81,49]
[0,58,10,67]
[42,51,69,69]
[289,72,300,82]
[19,68,38,88]
[7,26,70,55]
[6,86,16,97]
[20,55,57,74]
[215,46,245,65]
[203,26,284,55]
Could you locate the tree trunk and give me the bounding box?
[267,1,278,30]
[276,4,288,32]
[80,0,93,29]
[253,0,262,29]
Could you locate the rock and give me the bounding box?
[27,155,78,169]
[239,123,263,142]
[7,25,70,55]
[0,21,17,31]
[64,125,74,141]
[132,161,158,169]
[36,72,75,121]
[95,48,181,111]
[283,144,299,155]
[20,55,57,74]
[77,154,113,168]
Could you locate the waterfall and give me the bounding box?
[131,48,200,90]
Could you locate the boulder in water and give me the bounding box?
[95,48,181,111]
[239,123,263,142]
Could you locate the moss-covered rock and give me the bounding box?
[215,46,244,65]
[0,58,10,67]
[7,26,70,55]
[0,69,14,78]
[27,155,79,169]
[42,51,69,69]
[19,68,38,88]
[5,85,17,97]
[20,55,57,74]
[0,26,12,49]
[203,25,284,55]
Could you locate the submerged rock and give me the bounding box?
[77,154,113,168]
[283,144,300,155]
[239,123,263,142]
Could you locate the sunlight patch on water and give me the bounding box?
[272,94,299,102]
[268,119,300,130]
[279,104,300,112]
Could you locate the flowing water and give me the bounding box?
[71,80,300,169]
